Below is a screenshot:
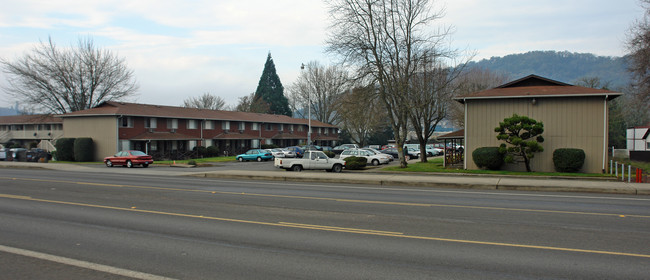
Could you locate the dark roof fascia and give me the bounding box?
[454,92,623,104]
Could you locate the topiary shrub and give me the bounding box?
[344,156,367,170]
[73,138,94,162]
[207,146,219,157]
[324,151,335,158]
[472,147,504,170]
[55,138,76,161]
[553,148,585,173]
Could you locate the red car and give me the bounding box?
[104,150,154,168]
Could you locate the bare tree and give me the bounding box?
[183,92,227,110]
[0,36,138,114]
[288,61,349,125]
[235,92,270,113]
[448,68,509,127]
[326,0,450,167]
[338,86,387,146]
[409,59,464,162]
[626,0,650,123]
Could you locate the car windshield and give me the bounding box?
[131,151,146,156]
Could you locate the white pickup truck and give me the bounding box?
[274,150,345,172]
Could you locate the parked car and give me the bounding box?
[332,144,359,154]
[302,145,322,151]
[104,150,154,168]
[340,148,390,166]
[285,146,305,158]
[266,148,296,158]
[381,147,416,160]
[361,148,393,162]
[236,149,274,162]
[0,148,8,161]
[275,150,345,172]
[425,144,444,156]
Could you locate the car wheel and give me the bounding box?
[332,164,342,173]
[105,160,113,167]
[238,157,243,162]
[256,157,262,162]
[126,160,133,168]
[372,159,380,166]
[291,165,302,172]
[142,163,149,168]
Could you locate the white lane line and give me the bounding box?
[0,244,176,280]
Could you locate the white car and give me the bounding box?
[340,149,390,166]
[361,148,393,162]
[266,148,296,158]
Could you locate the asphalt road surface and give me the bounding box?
[0,168,649,279]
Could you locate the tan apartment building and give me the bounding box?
[455,75,622,173]
[60,101,340,161]
[0,114,63,150]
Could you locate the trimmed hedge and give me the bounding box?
[472,147,504,170]
[553,148,585,173]
[55,138,76,161]
[344,156,367,170]
[73,138,94,162]
[207,146,220,157]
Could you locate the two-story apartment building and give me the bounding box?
[59,101,340,161]
[0,114,63,150]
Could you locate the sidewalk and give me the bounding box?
[1,161,649,195]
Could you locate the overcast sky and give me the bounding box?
[0,0,644,110]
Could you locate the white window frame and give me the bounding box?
[222,121,230,130]
[238,122,245,130]
[120,117,133,128]
[145,118,157,129]
[204,120,214,129]
[252,122,259,131]
[167,119,178,129]
[188,120,198,129]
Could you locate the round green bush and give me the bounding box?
[344,156,367,170]
[553,148,585,173]
[472,147,504,170]
[207,146,219,157]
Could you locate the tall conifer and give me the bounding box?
[254,53,292,116]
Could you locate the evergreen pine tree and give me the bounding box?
[254,53,292,116]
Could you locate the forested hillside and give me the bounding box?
[464,51,631,89]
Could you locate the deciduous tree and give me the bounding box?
[183,93,226,110]
[325,0,450,167]
[0,36,138,114]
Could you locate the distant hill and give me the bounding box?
[0,107,19,116]
[464,51,631,89]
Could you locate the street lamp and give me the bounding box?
[300,63,311,146]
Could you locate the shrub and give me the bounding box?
[553,148,585,173]
[54,138,76,161]
[344,156,367,170]
[324,151,335,158]
[207,146,219,157]
[73,138,94,162]
[472,147,504,170]
[194,146,208,157]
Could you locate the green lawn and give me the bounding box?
[382,158,615,178]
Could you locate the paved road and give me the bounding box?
[1,168,649,279]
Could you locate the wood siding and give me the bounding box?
[465,96,607,173]
[63,116,118,162]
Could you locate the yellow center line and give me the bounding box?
[2,176,649,219]
[0,193,648,259]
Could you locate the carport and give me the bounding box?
[438,129,464,168]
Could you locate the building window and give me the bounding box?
[252,122,259,131]
[204,139,213,147]
[150,141,158,151]
[167,119,178,129]
[238,122,245,130]
[120,117,133,128]
[324,128,328,135]
[0,125,6,131]
[145,118,157,129]
[266,124,273,131]
[278,124,284,131]
[222,121,230,130]
[252,139,260,148]
[647,142,650,150]
[188,120,198,129]
[189,140,197,150]
[298,125,304,132]
[204,120,214,129]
